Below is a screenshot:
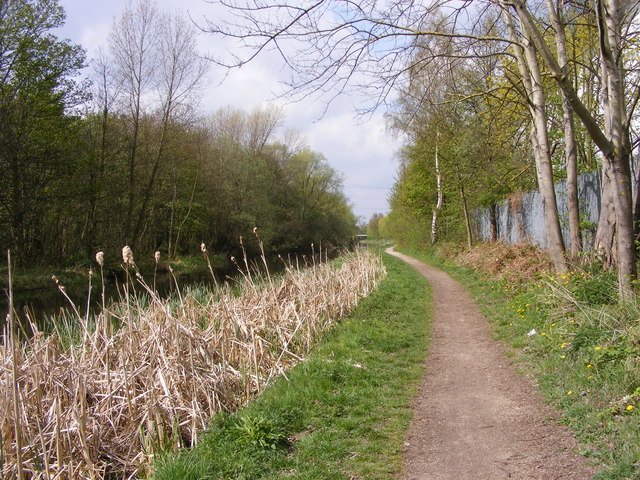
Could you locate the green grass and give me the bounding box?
[397,246,640,480]
[150,253,432,480]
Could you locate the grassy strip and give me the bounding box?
[151,253,432,480]
[398,247,639,480]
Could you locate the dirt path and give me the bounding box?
[386,248,596,480]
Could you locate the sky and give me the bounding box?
[55,0,402,223]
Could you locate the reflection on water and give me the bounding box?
[2,268,226,330]
[1,254,298,330]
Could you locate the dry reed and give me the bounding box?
[0,248,385,479]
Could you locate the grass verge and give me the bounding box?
[151,252,432,480]
[398,246,639,480]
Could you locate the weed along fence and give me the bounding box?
[0,248,385,479]
[474,170,602,251]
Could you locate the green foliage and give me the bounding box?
[0,0,87,265]
[366,212,386,239]
[565,269,617,305]
[0,4,358,269]
[151,253,432,479]
[388,83,536,247]
[229,413,289,450]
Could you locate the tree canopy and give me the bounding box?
[0,0,358,268]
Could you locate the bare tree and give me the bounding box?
[110,0,159,244]
[109,0,208,249]
[131,10,209,248]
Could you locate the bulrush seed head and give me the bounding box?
[200,242,207,254]
[52,275,65,292]
[122,246,135,267]
[154,251,161,263]
[96,251,104,267]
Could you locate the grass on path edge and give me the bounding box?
[397,247,640,480]
[151,252,432,480]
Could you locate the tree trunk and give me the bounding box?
[594,163,617,266]
[458,171,473,249]
[512,0,636,295]
[597,0,635,296]
[545,0,582,255]
[564,102,582,255]
[431,134,442,244]
[503,5,567,272]
[489,204,498,242]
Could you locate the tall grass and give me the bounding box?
[0,247,385,479]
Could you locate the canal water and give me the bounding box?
[1,251,315,330]
[2,268,222,329]
[0,262,268,330]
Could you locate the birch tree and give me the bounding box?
[431,132,442,244]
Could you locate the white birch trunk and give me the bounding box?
[431,134,443,244]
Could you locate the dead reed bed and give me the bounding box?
[0,247,385,479]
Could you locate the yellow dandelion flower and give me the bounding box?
[587,364,593,368]
[567,390,573,396]
[626,405,635,411]
[594,346,602,351]
[587,375,593,380]
[561,354,566,359]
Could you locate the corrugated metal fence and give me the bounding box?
[473,171,602,250]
